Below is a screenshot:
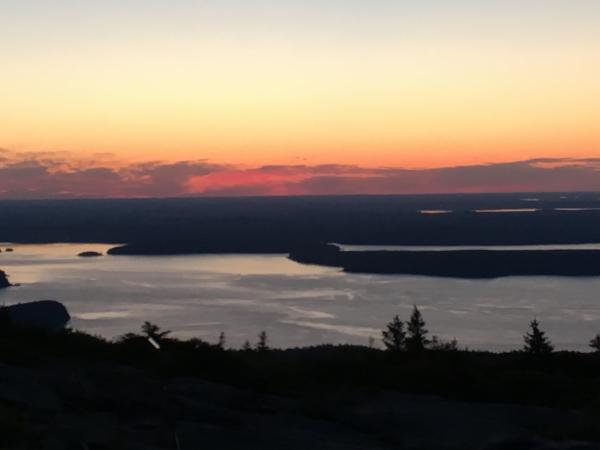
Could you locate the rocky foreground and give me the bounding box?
[0,303,599,449]
[3,300,70,330]
[0,326,599,449]
[1,359,599,450]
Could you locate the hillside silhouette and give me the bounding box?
[1,303,600,448]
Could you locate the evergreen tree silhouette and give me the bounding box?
[257,330,269,352]
[430,336,459,351]
[242,340,252,351]
[523,319,553,355]
[141,321,171,340]
[590,334,600,353]
[405,306,430,352]
[218,331,226,349]
[382,315,406,351]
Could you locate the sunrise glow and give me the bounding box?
[1,1,600,197]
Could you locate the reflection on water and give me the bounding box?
[414,207,600,214]
[336,243,600,252]
[554,208,600,212]
[474,208,540,213]
[1,243,600,351]
[1,243,117,258]
[419,210,453,215]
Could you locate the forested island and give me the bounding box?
[289,244,600,278]
[77,251,103,258]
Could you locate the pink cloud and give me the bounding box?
[0,150,600,199]
[186,159,600,197]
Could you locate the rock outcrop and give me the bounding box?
[0,270,11,288]
[5,300,70,330]
[78,251,103,258]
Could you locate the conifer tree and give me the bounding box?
[405,306,430,352]
[590,334,600,353]
[257,330,269,352]
[523,319,553,355]
[382,315,406,351]
[430,336,459,351]
[141,321,171,340]
[218,331,226,349]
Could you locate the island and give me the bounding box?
[78,251,103,258]
[289,244,600,278]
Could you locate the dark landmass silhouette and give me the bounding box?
[77,251,103,257]
[5,300,70,330]
[4,195,600,447]
[288,242,343,266]
[2,194,600,254]
[1,321,600,448]
[289,245,600,278]
[0,270,10,288]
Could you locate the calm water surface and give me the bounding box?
[1,243,600,351]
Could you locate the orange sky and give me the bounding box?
[1,1,599,172]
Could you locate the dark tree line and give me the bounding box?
[121,322,270,352]
[67,315,600,354]
[3,301,600,354]
[382,308,600,354]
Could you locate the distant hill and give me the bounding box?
[2,194,600,254]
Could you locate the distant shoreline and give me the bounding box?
[6,241,600,279]
[4,194,600,251]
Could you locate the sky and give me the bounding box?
[1,1,600,197]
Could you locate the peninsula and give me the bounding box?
[289,244,600,278]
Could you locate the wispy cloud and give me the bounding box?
[1,150,599,199]
[0,150,226,198]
